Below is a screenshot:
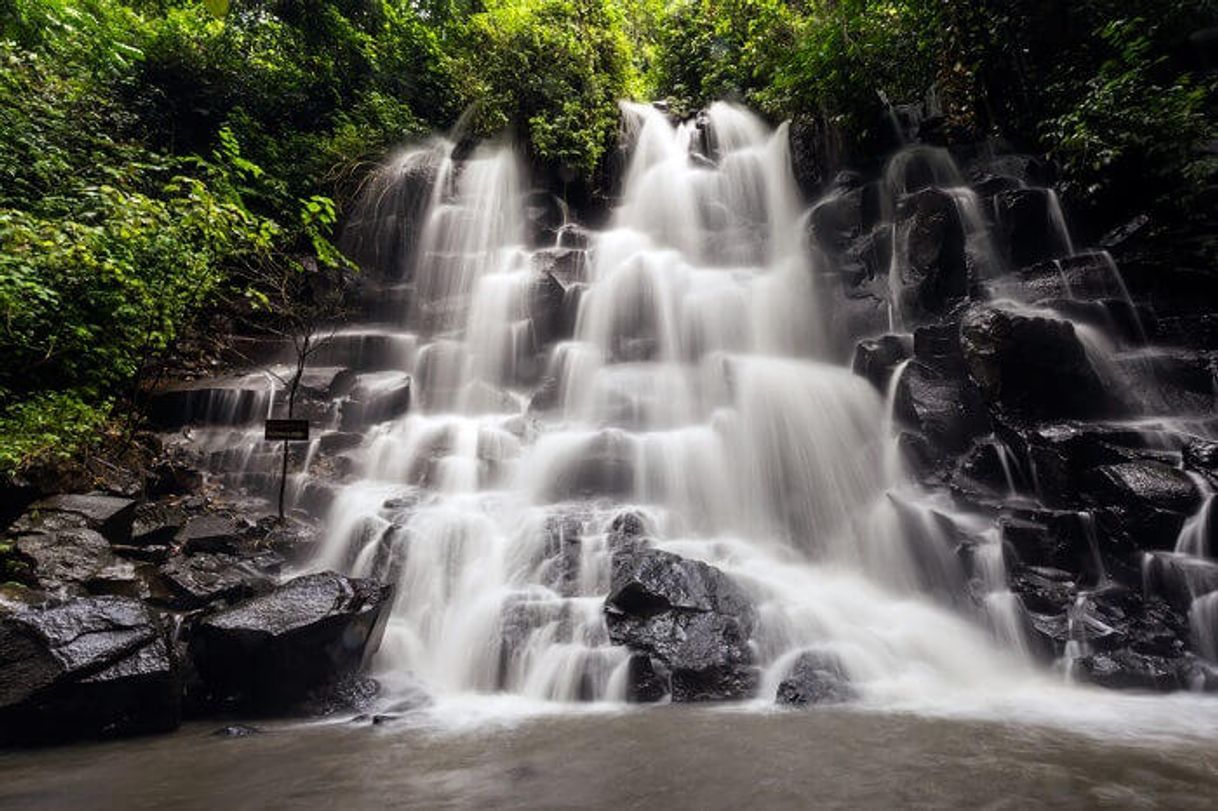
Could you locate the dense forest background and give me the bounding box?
[1,0,1215,477]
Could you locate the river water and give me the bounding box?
[4,702,1218,809]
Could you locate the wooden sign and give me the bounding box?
[264,419,310,441]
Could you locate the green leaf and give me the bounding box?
[202,0,230,20]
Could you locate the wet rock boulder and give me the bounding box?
[1143,552,1218,614]
[851,334,912,392]
[776,651,855,706]
[1183,438,1218,484]
[993,187,1073,266]
[1073,649,1184,692]
[189,572,392,711]
[10,528,114,595]
[999,511,1097,575]
[0,596,180,745]
[157,552,272,610]
[26,494,137,544]
[623,653,668,703]
[130,502,188,547]
[175,514,244,555]
[806,186,880,256]
[960,304,1115,420]
[893,361,988,453]
[892,188,970,320]
[1088,462,1201,516]
[604,548,757,702]
[1086,463,1202,552]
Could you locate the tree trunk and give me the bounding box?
[277,334,311,521]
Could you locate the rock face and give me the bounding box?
[189,572,392,711]
[851,334,912,391]
[1143,553,1218,614]
[993,187,1073,266]
[1086,463,1202,552]
[1073,649,1185,692]
[0,596,180,745]
[960,304,1114,419]
[604,547,757,702]
[776,651,855,706]
[1088,462,1201,516]
[893,360,988,453]
[892,188,970,320]
[622,653,668,703]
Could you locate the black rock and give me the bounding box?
[1087,462,1201,515]
[1183,438,1218,482]
[1083,463,1202,554]
[807,187,870,256]
[1143,552,1218,614]
[960,304,1116,420]
[176,514,244,555]
[605,548,756,702]
[0,596,180,745]
[913,321,969,376]
[1073,649,1183,692]
[1007,421,1172,509]
[11,527,114,595]
[212,724,261,737]
[891,188,970,321]
[776,651,855,706]
[623,654,667,703]
[954,439,1022,499]
[157,552,272,610]
[147,457,204,498]
[893,361,988,453]
[339,374,412,430]
[608,509,651,547]
[993,187,1073,267]
[131,502,188,547]
[189,572,392,712]
[851,334,912,392]
[530,260,577,346]
[1010,565,1077,616]
[27,494,137,545]
[999,511,1097,575]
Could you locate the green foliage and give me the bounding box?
[1044,16,1217,209]
[652,0,797,114]
[0,137,275,401]
[650,0,1217,222]
[764,1,938,140]
[461,0,637,175]
[0,392,109,473]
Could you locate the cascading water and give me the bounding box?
[312,101,1041,708]
[155,96,1218,739]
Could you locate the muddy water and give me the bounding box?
[3,705,1218,809]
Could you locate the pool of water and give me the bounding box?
[4,697,1218,809]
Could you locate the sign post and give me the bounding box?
[265,419,310,442]
[265,419,310,519]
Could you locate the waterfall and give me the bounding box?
[299,102,1048,709]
